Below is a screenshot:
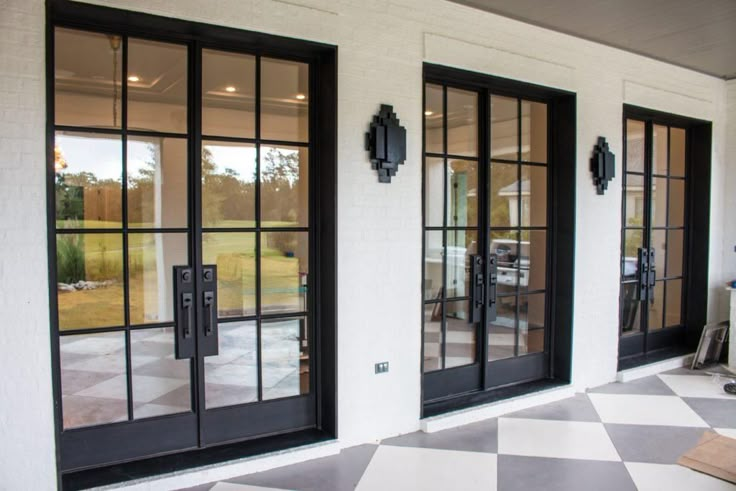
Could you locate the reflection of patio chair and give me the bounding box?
[621,283,639,333]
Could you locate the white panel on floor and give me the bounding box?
[625,462,736,491]
[588,393,709,427]
[497,417,620,461]
[356,445,497,491]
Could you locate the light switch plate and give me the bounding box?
[375,361,389,374]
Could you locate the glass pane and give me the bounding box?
[491,230,519,295]
[521,165,547,227]
[651,229,666,278]
[445,300,476,368]
[202,142,257,228]
[262,317,309,400]
[668,179,685,227]
[205,321,258,409]
[447,87,477,157]
[491,95,518,160]
[624,174,645,227]
[261,58,308,142]
[425,157,444,227]
[623,230,643,279]
[60,331,128,429]
[131,327,191,419]
[626,119,645,173]
[425,231,444,301]
[423,303,443,372]
[489,294,516,361]
[261,231,308,314]
[203,232,256,317]
[127,136,187,228]
[55,28,122,128]
[670,128,686,177]
[425,84,444,154]
[665,279,683,327]
[260,146,309,227]
[447,159,477,227]
[57,233,124,330]
[666,230,684,278]
[648,281,664,331]
[519,294,545,355]
[202,49,255,138]
[653,125,668,175]
[620,283,642,335]
[521,230,546,292]
[490,162,518,228]
[128,233,188,325]
[127,38,187,134]
[521,100,547,163]
[651,177,667,228]
[55,132,122,229]
[446,230,478,298]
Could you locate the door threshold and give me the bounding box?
[421,379,573,433]
[617,348,694,382]
[62,429,337,491]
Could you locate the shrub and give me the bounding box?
[57,235,85,284]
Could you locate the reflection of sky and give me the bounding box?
[205,144,257,182]
[56,133,121,181]
[56,133,295,183]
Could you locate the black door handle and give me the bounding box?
[648,248,656,304]
[203,291,216,336]
[488,254,498,322]
[174,266,195,359]
[469,255,483,323]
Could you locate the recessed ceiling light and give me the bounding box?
[128,75,140,82]
[424,110,433,116]
[225,86,237,93]
[295,94,306,100]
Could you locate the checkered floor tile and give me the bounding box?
[181,367,736,491]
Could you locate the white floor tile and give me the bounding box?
[588,393,709,427]
[497,418,620,461]
[659,374,736,400]
[76,374,188,402]
[356,445,497,491]
[625,462,736,491]
[715,428,736,438]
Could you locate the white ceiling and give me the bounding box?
[451,0,736,79]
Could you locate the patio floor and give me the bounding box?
[182,366,736,491]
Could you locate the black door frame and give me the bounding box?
[46,0,337,484]
[421,64,576,415]
[618,104,711,365]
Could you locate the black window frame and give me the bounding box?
[46,1,337,488]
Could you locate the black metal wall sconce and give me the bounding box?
[591,136,615,195]
[365,104,406,183]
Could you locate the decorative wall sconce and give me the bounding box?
[591,136,615,195]
[365,104,406,183]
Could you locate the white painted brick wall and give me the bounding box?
[0,0,732,486]
[0,0,57,489]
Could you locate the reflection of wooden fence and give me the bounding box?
[84,186,122,223]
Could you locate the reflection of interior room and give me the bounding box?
[54,28,311,427]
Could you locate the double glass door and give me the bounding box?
[619,118,689,358]
[53,27,314,470]
[422,79,551,403]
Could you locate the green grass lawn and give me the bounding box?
[57,228,306,330]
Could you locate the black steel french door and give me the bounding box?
[422,68,556,405]
[619,115,690,359]
[49,3,335,473]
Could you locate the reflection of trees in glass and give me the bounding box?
[262,147,300,224]
[624,216,643,256]
[127,143,156,225]
[201,146,256,226]
[56,171,120,224]
[490,163,517,239]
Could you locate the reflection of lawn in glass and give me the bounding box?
[58,225,304,330]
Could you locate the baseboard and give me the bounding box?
[616,353,694,383]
